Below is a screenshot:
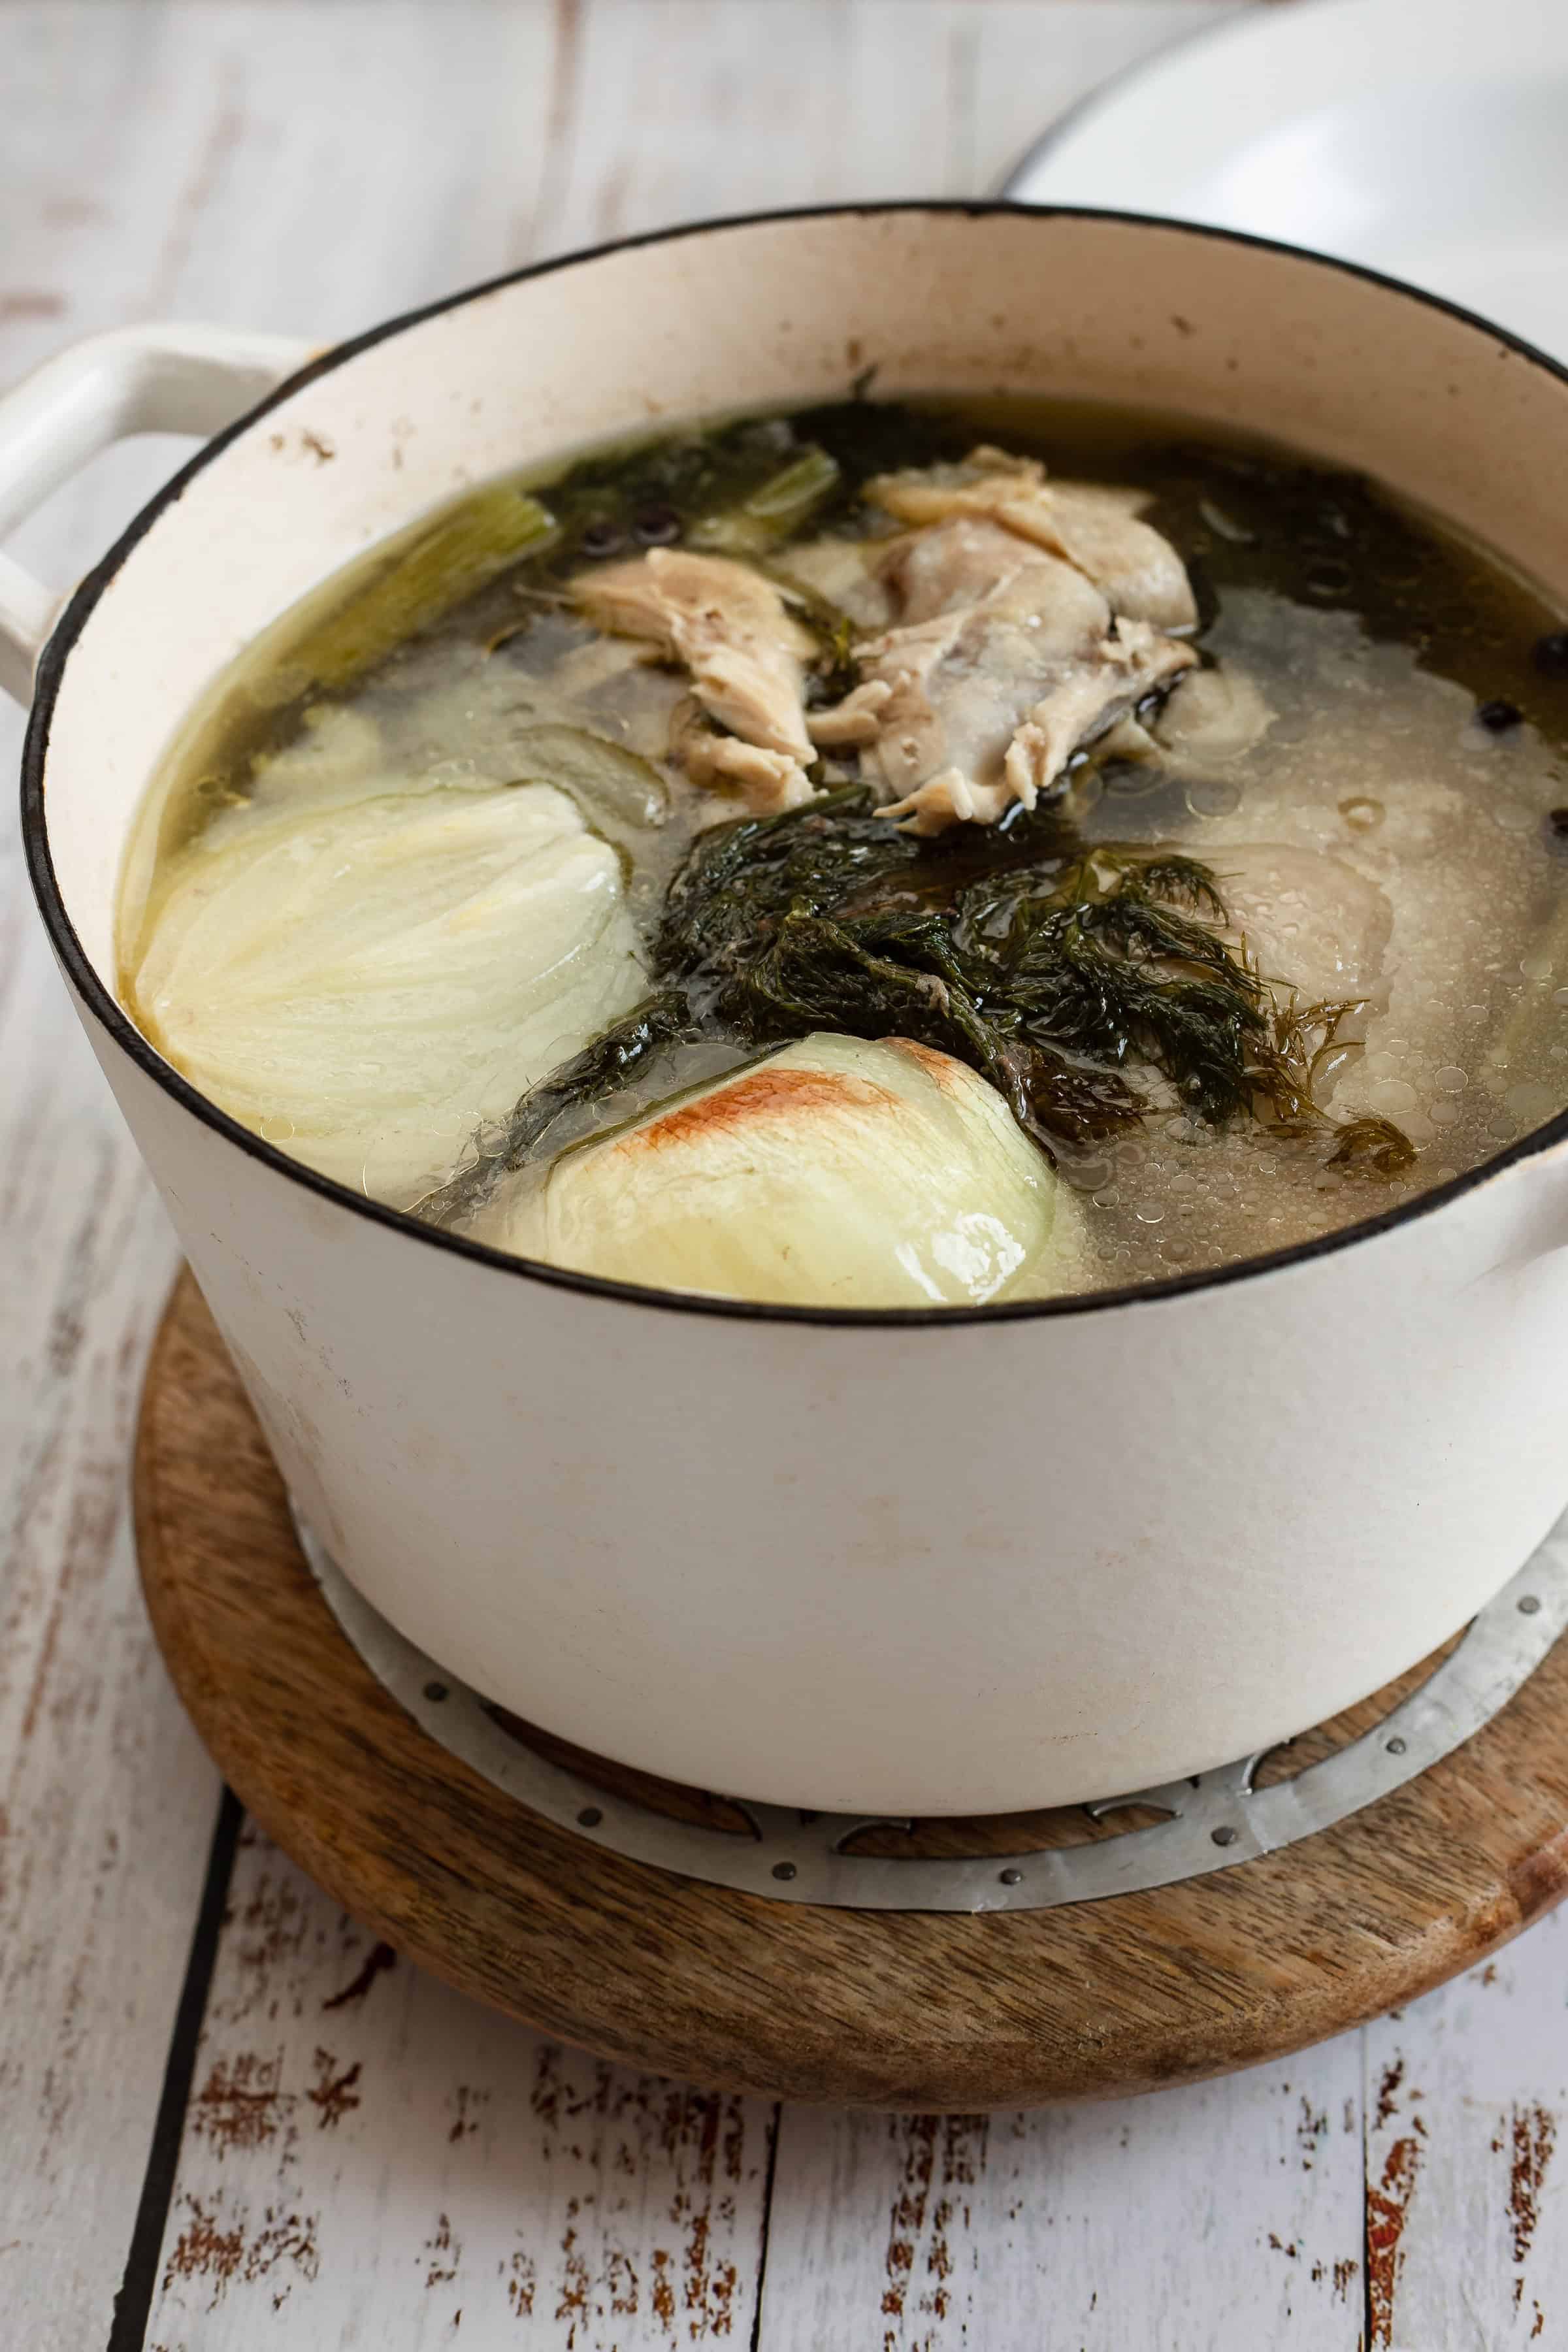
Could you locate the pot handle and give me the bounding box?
[0,322,316,707]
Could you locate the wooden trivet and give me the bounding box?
[135,1268,1568,2110]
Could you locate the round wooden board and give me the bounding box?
[137,1267,1568,2110]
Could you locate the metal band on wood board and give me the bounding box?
[297,1514,1568,1915]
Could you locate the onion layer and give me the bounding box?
[493,1031,1058,1307]
[133,781,645,1201]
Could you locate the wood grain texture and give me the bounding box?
[540,0,1218,248]
[137,1269,1568,2116]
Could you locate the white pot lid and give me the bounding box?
[1004,0,1568,363]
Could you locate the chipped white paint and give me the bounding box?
[5,0,1565,2345]
[759,2041,1367,2351]
[1364,1912,1568,2351]
[0,7,555,2344]
[145,1829,776,2349]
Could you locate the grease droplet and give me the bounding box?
[1184,778,1241,819]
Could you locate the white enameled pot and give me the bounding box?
[14,209,1568,1816]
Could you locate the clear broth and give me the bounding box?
[118,397,1568,1301]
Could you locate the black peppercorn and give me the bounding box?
[1546,808,1568,845]
[1477,698,1523,732]
[631,502,681,547]
[578,517,623,558]
[1305,558,1352,599]
[1533,630,1568,678]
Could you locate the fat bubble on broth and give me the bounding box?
[118,397,1568,1306]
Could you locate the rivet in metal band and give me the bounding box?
[295,1513,1568,1916]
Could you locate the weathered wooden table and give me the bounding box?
[4,3,1566,2345]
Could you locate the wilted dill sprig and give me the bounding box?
[423,791,1415,1218]
[951,847,1267,1126]
[653,794,1414,1168]
[952,842,1412,1168]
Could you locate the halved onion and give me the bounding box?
[489,1031,1059,1307]
[132,781,645,1201]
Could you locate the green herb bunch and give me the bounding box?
[434,789,1414,1207]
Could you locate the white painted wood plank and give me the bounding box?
[0,1107,208,2349]
[542,0,1230,255]
[541,0,958,259]
[0,5,561,2344]
[0,0,563,636]
[140,1829,776,2349]
[0,10,228,2344]
[757,2040,1365,2349]
[1364,1913,1568,2351]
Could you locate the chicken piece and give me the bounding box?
[1059,666,1275,791]
[1045,485,1198,632]
[1093,714,1162,763]
[576,549,817,813]
[998,619,1197,823]
[770,534,895,632]
[866,446,1199,632]
[888,513,1041,623]
[807,515,1196,836]
[805,678,896,749]
[671,696,817,815]
[866,519,1119,811]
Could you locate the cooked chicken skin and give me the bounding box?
[574,455,1199,834]
[671,695,817,813]
[996,618,1196,827]
[575,549,818,813]
[864,446,1199,632]
[808,513,1196,835]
